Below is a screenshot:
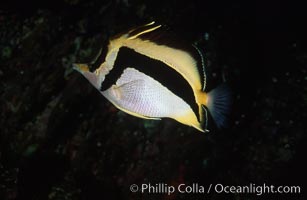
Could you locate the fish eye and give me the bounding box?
[88,64,96,72]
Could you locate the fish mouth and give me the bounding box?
[72,63,89,73]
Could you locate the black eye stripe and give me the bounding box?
[90,39,109,72]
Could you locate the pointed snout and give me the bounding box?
[72,63,90,74]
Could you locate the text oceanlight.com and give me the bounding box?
[129,183,301,196]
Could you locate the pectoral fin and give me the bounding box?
[102,79,161,120]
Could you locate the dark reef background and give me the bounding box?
[1,0,306,199]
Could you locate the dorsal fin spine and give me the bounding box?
[128,24,162,40]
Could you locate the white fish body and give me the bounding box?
[74,22,231,132]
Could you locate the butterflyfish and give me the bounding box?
[73,22,231,132]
